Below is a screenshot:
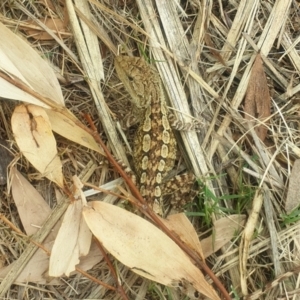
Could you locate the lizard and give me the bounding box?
[114,55,195,216]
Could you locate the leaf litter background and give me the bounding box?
[0,0,299,299]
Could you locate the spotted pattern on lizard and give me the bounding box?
[114,56,194,215]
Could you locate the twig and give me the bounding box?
[94,238,129,300]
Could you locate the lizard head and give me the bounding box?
[115,56,159,109]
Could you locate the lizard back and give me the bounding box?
[115,56,176,207]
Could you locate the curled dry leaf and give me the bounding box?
[49,176,92,277]
[83,201,220,300]
[0,22,64,107]
[244,54,271,141]
[11,104,64,187]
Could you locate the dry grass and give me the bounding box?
[0,0,299,299]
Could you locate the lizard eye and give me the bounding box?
[128,75,134,81]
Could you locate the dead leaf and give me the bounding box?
[285,159,300,213]
[244,54,271,141]
[46,109,104,154]
[11,104,64,187]
[0,22,104,157]
[83,201,220,300]
[49,200,88,277]
[162,213,205,260]
[0,240,102,285]
[0,22,64,107]
[204,33,226,66]
[0,172,101,284]
[11,167,60,240]
[49,176,92,277]
[24,18,69,40]
[0,240,58,285]
[201,215,246,258]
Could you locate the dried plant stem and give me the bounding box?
[94,238,129,300]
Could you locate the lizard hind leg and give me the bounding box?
[161,173,197,216]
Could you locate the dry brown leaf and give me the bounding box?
[0,240,102,285]
[24,18,69,40]
[162,213,205,261]
[244,54,271,141]
[201,215,246,258]
[11,104,64,187]
[11,167,60,240]
[0,22,102,153]
[285,159,300,213]
[0,240,58,285]
[0,173,101,284]
[49,201,87,277]
[0,22,104,156]
[46,109,104,154]
[204,33,226,66]
[49,176,92,277]
[83,201,220,300]
[0,22,64,107]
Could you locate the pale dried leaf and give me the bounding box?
[24,18,69,40]
[201,215,246,258]
[162,213,204,260]
[285,159,300,213]
[244,54,271,141]
[83,201,220,300]
[0,241,102,284]
[72,176,91,256]
[46,109,104,155]
[0,22,64,106]
[49,177,92,277]
[49,201,83,277]
[0,48,47,107]
[0,241,58,285]
[11,167,59,240]
[3,172,101,284]
[11,105,64,187]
